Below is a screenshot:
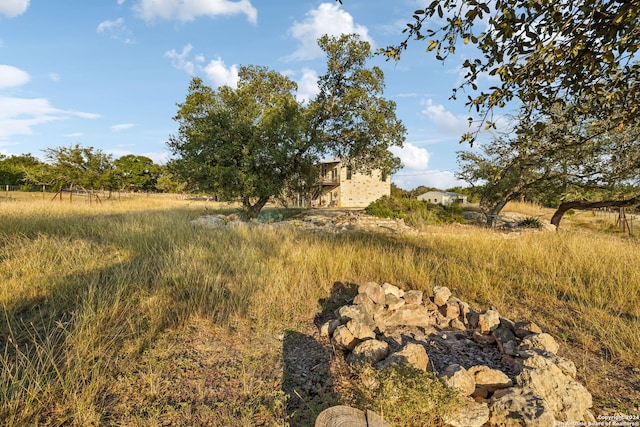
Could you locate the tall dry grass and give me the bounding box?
[0,193,638,424]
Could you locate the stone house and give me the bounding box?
[417,190,467,206]
[313,159,390,208]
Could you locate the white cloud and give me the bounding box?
[65,132,84,137]
[97,18,135,44]
[295,68,319,103]
[0,0,29,18]
[0,64,30,89]
[142,151,170,165]
[48,73,60,82]
[117,0,126,4]
[111,123,135,132]
[165,45,238,88]
[133,0,257,24]
[0,95,100,140]
[287,3,372,61]
[388,142,466,190]
[390,142,430,171]
[421,99,471,135]
[165,44,195,75]
[203,57,238,88]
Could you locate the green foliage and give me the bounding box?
[168,34,405,219]
[37,144,115,191]
[517,217,543,229]
[113,155,162,191]
[353,364,461,426]
[253,210,284,223]
[381,0,640,145]
[365,195,466,226]
[0,154,43,187]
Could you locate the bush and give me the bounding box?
[517,216,543,228]
[365,196,467,227]
[352,364,461,426]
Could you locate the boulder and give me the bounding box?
[478,309,501,333]
[518,333,559,354]
[442,364,476,396]
[375,305,433,330]
[319,319,342,337]
[513,321,542,339]
[381,282,404,298]
[403,290,423,305]
[331,325,360,351]
[516,354,592,422]
[440,301,461,319]
[347,340,389,365]
[358,282,385,305]
[488,387,555,426]
[376,343,429,371]
[433,286,452,306]
[468,365,513,398]
[384,293,405,310]
[443,398,490,427]
[346,319,376,340]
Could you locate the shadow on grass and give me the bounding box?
[282,282,358,426]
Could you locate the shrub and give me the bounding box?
[366,195,467,227]
[517,216,543,228]
[352,364,461,426]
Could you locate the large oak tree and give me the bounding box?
[167,34,405,218]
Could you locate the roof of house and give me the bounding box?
[419,191,466,198]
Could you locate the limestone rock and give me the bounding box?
[403,290,423,305]
[331,325,360,351]
[358,282,385,305]
[518,333,559,354]
[450,318,466,330]
[488,387,555,426]
[190,215,227,228]
[376,342,429,371]
[478,309,501,333]
[433,286,452,306]
[514,321,542,339]
[443,398,490,427]
[346,319,376,340]
[376,304,433,330]
[338,305,373,325]
[520,349,577,379]
[347,339,389,365]
[441,301,461,319]
[384,293,405,310]
[319,319,342,337]
[353,293,377,314]
[442,364,476,396]
[469,365,513,397]
[381,282,404,298]
[516,355,592,422]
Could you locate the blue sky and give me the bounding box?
[0,0,499,190]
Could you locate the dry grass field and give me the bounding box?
[0,192,638,425]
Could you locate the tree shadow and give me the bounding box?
[282,281,358,426]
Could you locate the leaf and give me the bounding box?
[427,40,438,52]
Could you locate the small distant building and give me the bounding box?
[417,191,467,206]
[313,159,390,208]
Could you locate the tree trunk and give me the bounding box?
[246,196,270,219]
[551,197,640,229]
[482,200,509,228]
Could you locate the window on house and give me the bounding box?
[381,171,388,182]
[346,166,352,180]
